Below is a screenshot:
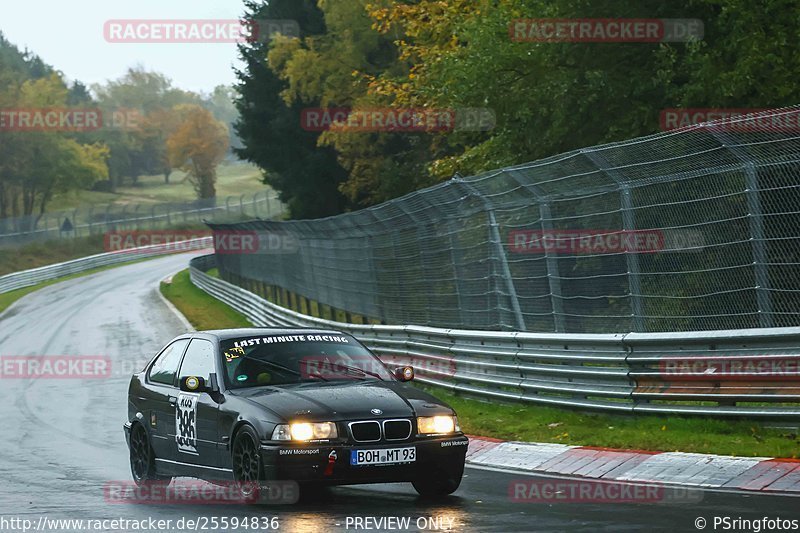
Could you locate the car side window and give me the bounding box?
[178,339,216,383]
[148,339,190,386]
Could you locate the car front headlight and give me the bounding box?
[271,422,338,441]
[417,415,459,435]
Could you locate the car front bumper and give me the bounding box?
[260,434,468,485]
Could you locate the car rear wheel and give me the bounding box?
[232,425,264,501]
[129,423,170,486]
[412,464,464,497]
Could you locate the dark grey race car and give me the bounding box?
[124,328,468,498]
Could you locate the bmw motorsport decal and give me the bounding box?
[176,392,199,454]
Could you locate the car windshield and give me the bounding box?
[220,333,393,389]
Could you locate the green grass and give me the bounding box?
[159,269,251,331]
[46,161,269,212]
[425,387,800,458]
[0,255,157,314]
[159,270,800,458]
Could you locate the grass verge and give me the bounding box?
[159,271,800,458]
[424,387,800,458]
[159,269,251,331]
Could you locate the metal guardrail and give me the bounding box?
[189,254,800,418]
[0,237,213,295]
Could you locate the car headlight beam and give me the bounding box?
[271,422,338,441]
[417,415,457,435]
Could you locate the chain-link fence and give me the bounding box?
[209,107,800,333]
[0,190,283,248]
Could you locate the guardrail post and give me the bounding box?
[583,150,645,332]
[709,129,773,328]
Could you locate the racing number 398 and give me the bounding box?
[176,393,198,453]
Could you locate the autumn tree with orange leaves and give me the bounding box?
[166,105,229,199]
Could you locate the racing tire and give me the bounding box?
[232,425,264,502]
[129,423,171,487]
[412,464,464,497]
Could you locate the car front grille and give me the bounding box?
[349,421,381,442]
[348,419,412,442]
[383,419,412,440]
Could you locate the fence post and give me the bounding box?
[582,150,646,332]
[502,169,565,332]
[709,129,773,327]
[454,177,526,331]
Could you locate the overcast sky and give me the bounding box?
[0,0,250,95]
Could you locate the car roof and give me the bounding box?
[195,327,348,341]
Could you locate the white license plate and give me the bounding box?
[350,447,416,466]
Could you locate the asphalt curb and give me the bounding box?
[465,435,800,494]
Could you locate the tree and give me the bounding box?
[166,105,229,199]
[202,85,242,152]
[92,67,201,186]
[0,72,108,228]
[234,0,349,219]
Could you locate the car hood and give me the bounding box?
[232,380,451,421]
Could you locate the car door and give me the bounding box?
[173,338,221,468]
[145,338,190,462]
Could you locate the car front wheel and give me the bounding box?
[232,425,264,502]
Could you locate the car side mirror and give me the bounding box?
[394,366,414,382]
[180,373,221,393]
[180,375,208,393]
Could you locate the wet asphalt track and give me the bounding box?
[0,252,798,532]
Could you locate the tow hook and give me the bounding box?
[324,450,337,476]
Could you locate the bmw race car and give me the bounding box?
[124,328,468,498]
